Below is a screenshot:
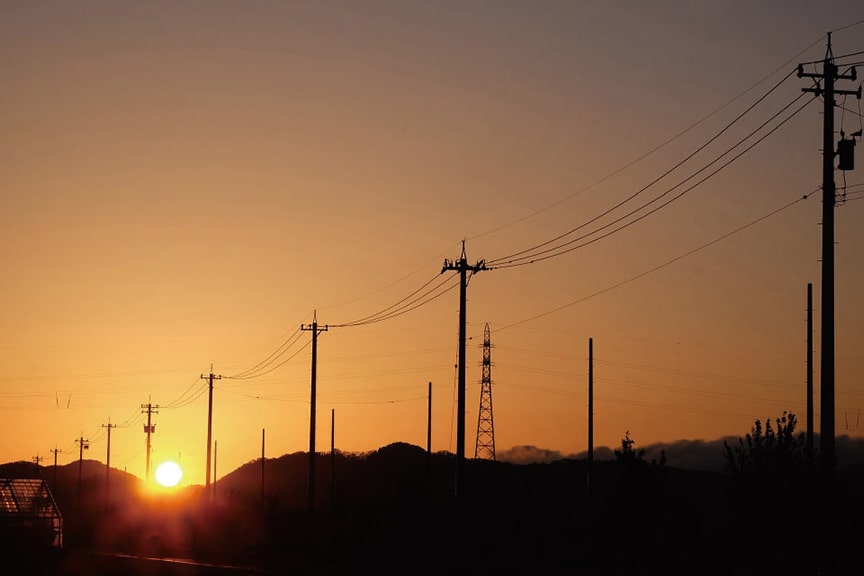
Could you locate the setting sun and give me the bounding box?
[155,461,183,488]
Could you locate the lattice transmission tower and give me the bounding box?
[474,323,496,460]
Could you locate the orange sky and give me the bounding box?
[2,1,863,486]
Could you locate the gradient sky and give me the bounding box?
[2,1,863,485]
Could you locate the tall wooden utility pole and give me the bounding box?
[261,428,266,508]
[201,367,221,497]
[76,435,89,503]
[441,241,486,503]
[301,311,328,513]
[213,440,218,502]
[50,447,62,494]
[587,337,594,502]
[427,381,432,467]
[799,34,860,472]
[102,421,116,508]
[330,408,335,505]
[141,401,159,484]
[807,283,814,458]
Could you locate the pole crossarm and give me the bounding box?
[799,64,860,97]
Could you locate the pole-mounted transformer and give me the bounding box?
[838,131,860,171]
[837,64,860,172]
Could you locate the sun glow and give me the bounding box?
[155,461,183,487]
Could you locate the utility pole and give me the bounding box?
[427,381,432,471]
[441,241,486,504]
[799,34,860,472]
[141,401,159,484]
[807,283,814,458]
[32,454,43,476]
[261,428,266,508]
[50,447,62,494]
[213,440,218,502]
[201,366,221,498]
[587,337,594,503]
[330,408,335,505]
[102,421,116,508]
[75,435,89,503]
[301,311,328,513]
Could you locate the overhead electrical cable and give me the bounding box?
[469,37,824,242]
[227,338,312,380]
[331,272,460,328]
[498,189,813,331]
[227,327,305,380]
[163,384,209,409]
[489,93,815,270]
[115,407,143,428]
[330,271,453,327]
[319,240,463,311]
[488,75,805,268]
[162,375,208,409]
[830,18,864,34]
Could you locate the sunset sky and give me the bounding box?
[2,1,863,486]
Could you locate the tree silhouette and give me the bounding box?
[614,430,645,464]
[723,411,811,479]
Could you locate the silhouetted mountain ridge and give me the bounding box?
[498,433,864,471]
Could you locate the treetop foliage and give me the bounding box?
[723,411,812,478]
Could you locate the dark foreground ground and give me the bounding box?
[3,445,863,575]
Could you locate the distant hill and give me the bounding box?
[0,458,142,512]
[498,433,864,471]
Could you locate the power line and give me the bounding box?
[226,339,312,381]
[830,18,864,34]
[227,327,305,379]
[318,240,463,311]
[163,383,209,409]
[487,68,800,267]
[468,36,826,242]
[331,272,461,328]
[498,191,812,331]
[490,93,815,270]
[162,375,209,408]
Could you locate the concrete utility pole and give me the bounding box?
[587,337,594,502]
[213,440,218,502]
[201,367,221,496]
[102,421,116,507]
[301,312,328,513]
[807,283,814,458]
[427,381,432,465]
[441,240,486,503]
[330,408,335,505]
[261,428,266,508]
[50,447,62,494]
[76,435,89,503]
[799,34,860,472]
[141,401,159,484]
